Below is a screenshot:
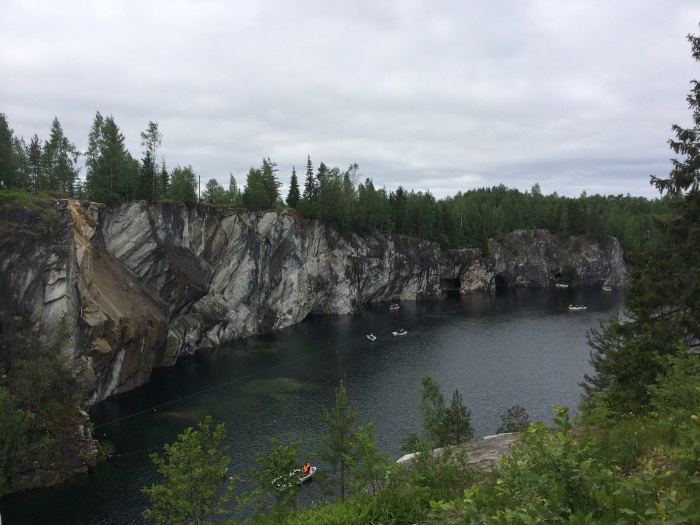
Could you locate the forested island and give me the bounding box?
[1,27,700,525]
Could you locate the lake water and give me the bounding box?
[1,287,622,524]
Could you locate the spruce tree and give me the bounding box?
[0,113,20,189]
[584,27,700,415]
[320,380,357,501]
[286,166,300,208]
[25,134,42,193]
[139,150,156,201]
[298,155,319,218]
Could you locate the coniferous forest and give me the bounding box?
[0,111,668,262]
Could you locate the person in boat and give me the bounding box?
[303,462,311,474]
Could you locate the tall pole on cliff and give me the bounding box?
[198,175,201,202]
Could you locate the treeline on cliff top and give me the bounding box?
[0,110,668,259]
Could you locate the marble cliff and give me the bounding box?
[0,199,627,405]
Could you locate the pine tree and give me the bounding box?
[298,155,319,218]
[584,27,700,415]
[0,113,20,189]
[320,380,357,501]
[157,158,169,200]
[286,166,300,208]
[138,149,156,201]
[25,135,42,193]
[441,389,474,445]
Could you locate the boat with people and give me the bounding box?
[273,462,316,491]
[555,283,569,288]
[298,464,316,484]
[389,303,400,310]
[568,305,587,311]
[392,328,408,336]
[366,333,377,342]
[602,285,612,292]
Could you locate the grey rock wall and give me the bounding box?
[0,200,627,404]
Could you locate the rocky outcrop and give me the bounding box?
[396,432,520,472]
[0,200,627,406]
[460,229,627,291]
[13,408,98,490]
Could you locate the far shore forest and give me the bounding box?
[0,110,670,261]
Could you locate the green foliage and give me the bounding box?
[408,443,475,502]
[0,187,43,208]
[0,112,23,190]
[415,375,473,449]
[84,112,138,204]
[346,422,391,496]
[496,407,608,519]
[418,375,446,447]
[142,416,235,525]
[227,172,242,206]
[138,149,157,201]
[169,165,198,204]
[0,110,671,258]
[0,386,34,494]
[243,158,281,210]
[320,379,358,500]
[239,436,303,520]
[243,166,268,210]
[584,28,700,419]
[39,117,80,195]
[202,178,227,203]
[40,206,62,238]
[0,310,88,495]
[496,405,530,434]
[429,406,700,524]
[285,167,300,208]
[442,390,474,446]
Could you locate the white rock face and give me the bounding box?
[0,201,627,403]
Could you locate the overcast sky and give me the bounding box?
[2,1,700,200]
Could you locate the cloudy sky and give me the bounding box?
[2,1,700,200]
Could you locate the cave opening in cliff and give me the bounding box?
[494,274,508,292]
[440,278,462,294]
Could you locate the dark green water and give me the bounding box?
[1,288,622,524]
